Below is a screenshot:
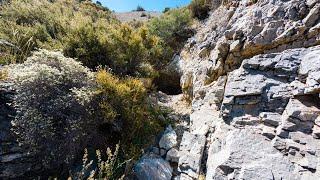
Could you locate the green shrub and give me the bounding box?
[135,5,145,11]
[189,0,212,20]
[0,0,187,78]
[8,50,168,175]
[147,8,193,52]
[64,23,164,77]
[96,69,168,159]
[0,0,114,64]
[163,7,170,13]
[63,22,110,70]
[8,50,98,170]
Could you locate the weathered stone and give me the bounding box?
[299,48,320,78]
[303,4,320,27]
[166,148,180,163]
[272,137,287,151]
[159,125,178,150]
[160,149,167,157]
[189,105,218,135]
[259,112,282,127]
[206,129,299,179]
[178,132,206,179]
[297,153,318,170]
[151,147,160,155]
[262,126,276,140]
[280,97,320,134]
[176,1,320,179]
[134,153,173,180]
[312,125,320,139]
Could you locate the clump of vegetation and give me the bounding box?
[96,69,168,158]
[0,0,195,79]
[0,68,8,80]
[0,0,185,78]
[8,50,168,175]
[189,0,212,20]
[135,5,145,11]
[76,145,126,180]
[0,0,114,64]
[147,8,193,52]
[8,50,98,170]
[163,7,170,13]
[64,23,164,77]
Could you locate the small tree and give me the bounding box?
[96,1,102,6]
[136,5,145,11]
[163,7,170,13]
[189,0,212,20]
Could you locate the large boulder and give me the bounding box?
[134,153,173,180]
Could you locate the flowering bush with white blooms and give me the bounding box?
[8,49,99,170]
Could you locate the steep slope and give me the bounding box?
[173,0,320,179]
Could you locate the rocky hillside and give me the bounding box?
[134,0,320,179]
[1,0,320,179]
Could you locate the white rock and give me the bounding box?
[159,125,178,150]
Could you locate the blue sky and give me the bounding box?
[99,0,191,12]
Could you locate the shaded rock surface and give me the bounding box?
[134,153,173,180]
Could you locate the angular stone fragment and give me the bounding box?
[299,48,320,77]
[259,112,282,127]
[166,148,180,163]
[297,153,318,170]
[279,97,320,135]
[303,4,320,27]
[178,132,206,179]
[262,126,276,139]
[312,125,320,139]
[159,125,178,150]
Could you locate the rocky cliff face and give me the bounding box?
[136,0,320,179]
[175,0,320,179]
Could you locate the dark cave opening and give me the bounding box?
[153,72,182,95]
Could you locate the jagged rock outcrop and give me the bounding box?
[180,0,320,100]
[173,0,320,179]
[204,46,320,179]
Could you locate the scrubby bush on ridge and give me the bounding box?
[96,69,169,158]
[189,0,212,20]
[8,50,98,170]
[64,23,165,77]
[0,0,114,64]
[1,0,195,81]
[147,8,193,52]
